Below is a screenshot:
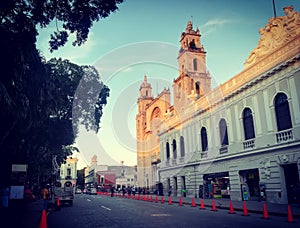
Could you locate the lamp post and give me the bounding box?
[194,165,197,198]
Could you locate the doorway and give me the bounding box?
[181,176,186,197]
[283,163,300,204]
[239,169,260,201]
[173,176,178,196]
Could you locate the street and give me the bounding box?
[46,194,298,228]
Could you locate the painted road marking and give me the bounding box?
[101,206,112,211]
[151,214,171,217]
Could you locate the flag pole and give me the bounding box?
[272,0,277,18]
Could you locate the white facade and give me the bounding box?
[157,7,300,204]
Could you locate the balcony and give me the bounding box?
[165,160,170,167]
[219,145,228,154]
[243,139,255,150]
[276,129,293,143]
[201,151,208,158]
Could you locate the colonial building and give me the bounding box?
[137,6,300,204]
[58,157,78,187]
[136,76,171,189]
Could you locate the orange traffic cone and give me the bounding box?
[287,205,293,223]
[149,195,153,202]
[161,196,165,204]
[199,199,205,210]
[40,209,47,228]
[211,199,217,211]
[191,197,196,207]
[179,197,183,206]
[229,200,235,214]
[168,196,173,205]
[262,203,268,219]
[242,201,249,216]
[155,196,159,203]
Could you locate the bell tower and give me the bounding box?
[175,21,211,102]
[136,75,153,188]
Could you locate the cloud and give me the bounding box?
[203,18,232,27]
[201,18,234,37]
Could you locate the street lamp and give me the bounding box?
[194,165,197,198]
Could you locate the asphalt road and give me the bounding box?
[47,194,298,228]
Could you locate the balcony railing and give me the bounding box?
[165,160,170,167]
[179,157,185,163]
[276,129,293,143]
[201,151,208,158]
[219,145,228,154]
[172,159,177,165]
[243,139,255,150]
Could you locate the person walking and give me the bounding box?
[2,185,9,208]
[110,185,115,197]
[42,184,50,210]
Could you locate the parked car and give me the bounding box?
[75,189,82,194]
[90,188,97,195]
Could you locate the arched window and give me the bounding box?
[219,118,229,146]
[195,82,200,95]
[274,93,292,131]
[180,136,185,157]
[243,108,255,140]
[193,58,197,71]
[178,83,181,98]
[201,127,208,151]
[172,139,177,159]
[166,142,170,160]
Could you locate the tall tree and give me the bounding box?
[0,0,123,185]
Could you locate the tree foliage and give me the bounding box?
[0,0,122,185]
[0,0,124,52]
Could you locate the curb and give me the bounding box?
[170,199,300,218]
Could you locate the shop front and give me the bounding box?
[239,168,260,201]
[203,172,230,199]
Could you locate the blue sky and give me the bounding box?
[36,0,300,168]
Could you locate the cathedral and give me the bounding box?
[136,6,300,204]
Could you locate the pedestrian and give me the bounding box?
[25,186,34,203]
[168,187,172,197]
[2,185,9,208]
[110,185,115,197]
[42,184,50,210]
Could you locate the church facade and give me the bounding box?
[136,6,300,204]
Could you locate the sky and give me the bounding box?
[36,0,300,169]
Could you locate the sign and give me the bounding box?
[10,186,24,199]
[11,164,27,185]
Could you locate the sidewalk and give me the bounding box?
[149,194,300,218]
[0,199,46,228]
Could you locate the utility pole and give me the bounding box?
[272,0,277,18]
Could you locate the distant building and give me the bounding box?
[58,157,78,187]
[84,155,108,188]
[137,6,300,204]
[84,155,137,189]
[109,163,137,189]
[96,170,116,191]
